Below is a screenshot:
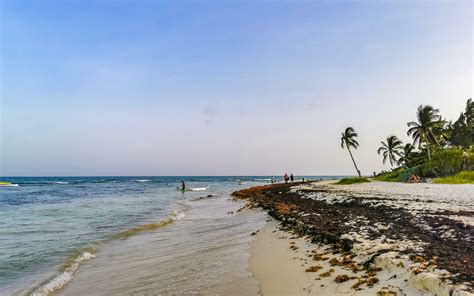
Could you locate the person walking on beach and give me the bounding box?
[284,173,289,183]
[181,180,186,191]
[290,174,294,182]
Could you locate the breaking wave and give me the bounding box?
[29,210,186,295]
[31,249,97,296]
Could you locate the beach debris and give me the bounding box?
[367,277,379,287]
[366,266,383,277]
[329,258,341,266]
[319,268,335,277]
[275,203,297,215]
[305,265,323,272]
[351,279,367,290]
[313,253,329,261]
[231,182,474,294]
[377,287,398,296]
[411,255,425,263]
[290,244,299,251]
[335,274,356,283]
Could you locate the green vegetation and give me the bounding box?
[421,148,474,177]
[407,105,442,159]
[374,166,421,182]
[433,171,474,184]
[346,98,473,183]
[340,127,362,177]
[377,135,403,167]
[335,177,370,185]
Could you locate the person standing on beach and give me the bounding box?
[284,173,289,183]
[181,180,186,191]
[290,174,294,182]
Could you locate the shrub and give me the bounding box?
[421,148,474,177]
[335,177,370,185]
[433,171,474,184]
[374,166,421,182]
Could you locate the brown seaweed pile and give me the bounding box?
[232,182,473,287]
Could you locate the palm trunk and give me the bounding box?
[348,148,361,177]
[426,141,431,160]
[424,132,431,160]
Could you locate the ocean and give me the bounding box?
[0,176,339,295]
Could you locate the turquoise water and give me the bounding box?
[0,176,339,294]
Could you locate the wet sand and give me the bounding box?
[54,196,266,296]
[237,181,474,296]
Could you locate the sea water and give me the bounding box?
[0,176,336,295]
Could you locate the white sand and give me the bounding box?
[250,219,472,296]
[249,181,473,296]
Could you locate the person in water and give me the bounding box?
[181,180,186,191]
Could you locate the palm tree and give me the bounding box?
[397,143,415,168]
[377,135,403,167]
[340,127,361,177]
[407,105,441,159]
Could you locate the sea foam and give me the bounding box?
[31,251,95,296]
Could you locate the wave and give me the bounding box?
[0,182,19,187]
[191,187,208,191]
[29,210,186,295]
[170,210,185,220]
[12,179,122,186]
[135,179,151,183]
[254,178,272,181]
[31,249,97,296]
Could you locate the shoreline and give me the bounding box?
[9,179,472,295]
[237,181,474,295]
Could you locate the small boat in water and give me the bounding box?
[0,181,19,187]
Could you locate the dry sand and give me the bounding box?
[245,181,473,296]
[250,219,472,296]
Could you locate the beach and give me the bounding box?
[0,176,276,295]
[2,177,473,295]
[238,180,473,296]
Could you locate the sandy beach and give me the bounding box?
[5,179,473,295]
[238,180,474,296]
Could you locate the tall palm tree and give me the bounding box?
[397,143,415,168]
[377,135,403,167]
[340,127,361,177]
[407,105,441,159]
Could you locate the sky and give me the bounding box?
[0,0,472,176]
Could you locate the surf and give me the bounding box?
[28,210,186,296]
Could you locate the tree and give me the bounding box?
[377,135,403,167]
[448,98,474,148]
[341,127,362,177]
[397,143,415,168]
[407,105,442,159]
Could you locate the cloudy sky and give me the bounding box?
[1,1,472,176]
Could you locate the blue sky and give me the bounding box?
[1,1,472,176]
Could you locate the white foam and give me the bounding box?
[31,252,95,296]
[170,211,185,220]
[0,183,19,187]
[52,181,69,184]
[135,179,151,183]
[191,187,208,191]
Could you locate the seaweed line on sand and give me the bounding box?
[232,182,473,295]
